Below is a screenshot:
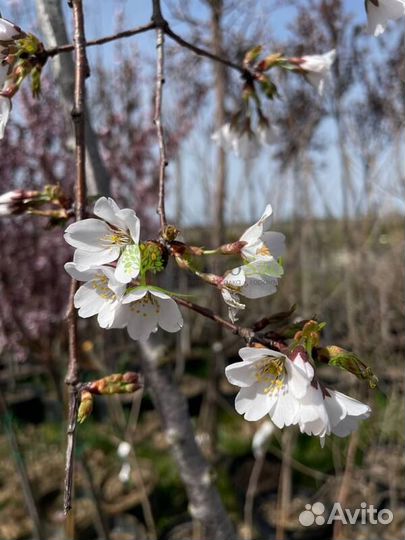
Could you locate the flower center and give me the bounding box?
[129,293,161,317]
[258,245,271,257]
[102,227,131,247]
[255,356,286,394]
[92,273,116,301]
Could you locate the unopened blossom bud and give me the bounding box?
[243,45,263,68]
[303,320,319,333]
[0,189,40,217]
[257,52,283,72]
[161,224,179,242]
[1,18,45,138]
[309,331,320,347]
[257,74,278,100]
[317,346,378,389]
[87,372,142,395]
[218,240,247,255]
[140,241,168,274]
[199,272,223,286]
[77,391,93,423]
[293,330,303,342]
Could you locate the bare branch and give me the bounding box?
[165,25,246,76]
[140,342,237,540]
[36,0,111,196]
[173,295,287,351]
[64,0,87,516]
[153,25,168,231]
[45,22,156,57]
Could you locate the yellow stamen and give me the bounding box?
[258,245,271,257]
[92,273,116,300]
[255,356,285,395]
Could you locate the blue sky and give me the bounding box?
[2,0,404,225]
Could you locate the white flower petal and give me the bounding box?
[123,287,148,304]
[64,218,113,252]
[148,289,171,300]
[300,49,336,95]
[126,302,159,342]
[285,358,313,400]
[366,0,405,36]
[117,208,140,244]
[238,347,284,363]
[325,390,371,437]
[0,96,11,140]
[240,204,273,246]
[64,262,98,281]
[114,244,141,284]
[235,385,275,421]
[241,273,278,299]
[0,18,21,40]
[94,197,127,229]
[156,297,183,333]
[97,300,120,329]
[74,283,106,317]
[223,267,246,289]
[270,390,299,428]
[73,247,120,269]
[225,360,257,388]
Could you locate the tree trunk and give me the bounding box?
[36,0,111,196]
[140,342,236,540]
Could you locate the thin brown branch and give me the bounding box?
[333,432,358,540]
[153,24,168,230]
[165,25,246,76]
[45,22,156,57]
[45,17,249,80]
[64,0,88,517]
[244,454,266,540]
[173,295,287,351]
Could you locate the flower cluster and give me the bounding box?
[220,204,285,321]
[211,49,336,158]
[1,17,45,139]
[225,345,371,447]
[64,197,183,342]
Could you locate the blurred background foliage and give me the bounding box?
[0,0,403,539]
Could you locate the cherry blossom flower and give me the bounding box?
[220,205,285,322]
[0,189,38,216]
[298,384,371,447]
[64,197,141,284]
[225,346,371,445]
[239,204,286,262]
[366,0,405,36]
[290,49,336,96]
[117,286,183,342]
[64,262,126,329]
[211,122,260,159]
[221,259,283,321]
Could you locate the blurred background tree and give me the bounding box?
[0,1,403,539]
